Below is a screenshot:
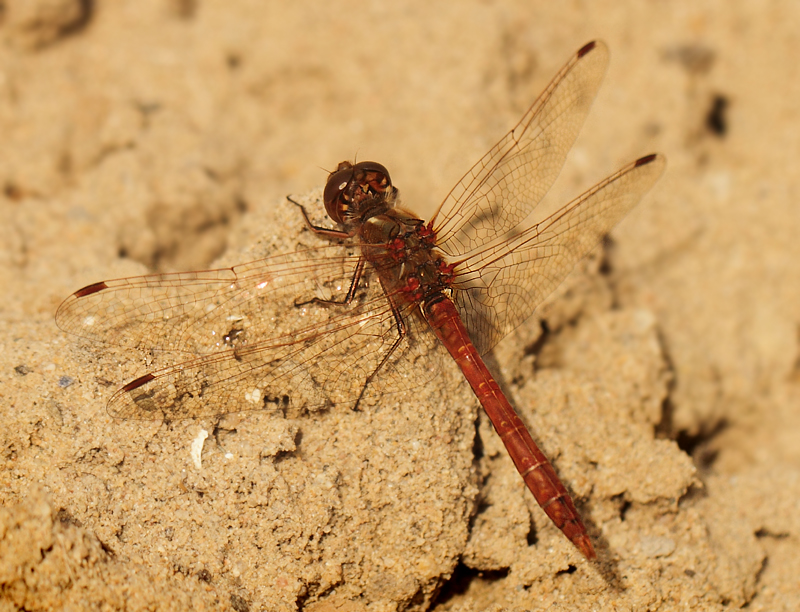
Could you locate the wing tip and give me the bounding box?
[56,282,109,330]
[74,281,109,298]
[121,373,156,392]
[109,373,160,421]
[635,153,661,167]
[577,41,597,58]
[577,39,609,59]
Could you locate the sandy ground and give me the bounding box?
[1,1,798,611]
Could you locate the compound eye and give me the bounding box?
[323,165,354,224]
[353,161,391,187]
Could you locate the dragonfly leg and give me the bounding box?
[287,195,352,239]
[295,257,367,309]
[353,277,408,411]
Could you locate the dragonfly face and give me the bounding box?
[323,160,396,226]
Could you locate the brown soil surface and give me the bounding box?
[1,1,798,611]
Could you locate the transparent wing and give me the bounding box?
[106,290,440,420]
[56,246,366,355]
[56,245,442,419]
[452,154,666,355]
[430,41,609,258]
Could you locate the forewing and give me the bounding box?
[56,246,365,355]
[56,244,444,419]
[453,154,666,355]
[431,41,609,258]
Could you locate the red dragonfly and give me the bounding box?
[56,41,665,559]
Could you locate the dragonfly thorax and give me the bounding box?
[360,211,455,304]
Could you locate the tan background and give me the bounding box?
[1,1,798,611]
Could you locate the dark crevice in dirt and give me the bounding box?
[654,395,677,440]
[432,563,509,608]
[653,324,679,437]
[678,481,709,505]
[522,319,551,361]
[614,495,632,522]
[597,235,615,277]
[466,498,491,536]
[465,420,488,536]
[407,585,427,609]
[526,517,538,546]
[295,587,309,611]
[705,94,729,137]
[754,528,790,540]
[675,418,727,470]
[748,555,769,605]
[525,318,565,371]
[471,416,485,464]
[96,536,116,557]
[651,328,726,470]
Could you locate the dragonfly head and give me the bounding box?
[324,161,395,226]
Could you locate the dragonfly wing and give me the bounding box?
[103,279,442,420]
[56,240,445,420]
[58,240,446,420]
[453,154,666,355]
[56,246,365,355]
[431,41,609,258]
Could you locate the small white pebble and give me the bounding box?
[190,429,209,469]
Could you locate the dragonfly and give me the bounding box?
[56,41,665,560]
